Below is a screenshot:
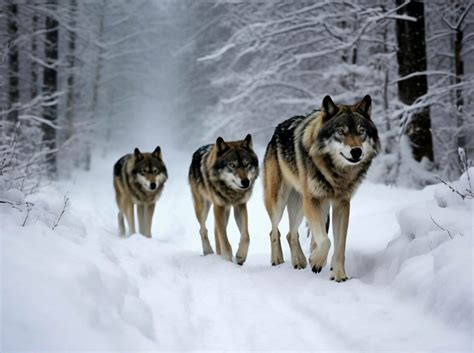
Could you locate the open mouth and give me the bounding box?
[236,184,250,190]
[340,153,361,164]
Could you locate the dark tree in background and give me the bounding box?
[443,2,473,154]
[42,0,59,176]
[7,0,19,122]
[396,0,434,162]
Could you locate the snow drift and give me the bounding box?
[1,158,472,351]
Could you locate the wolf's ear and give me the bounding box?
[241,134,252,149]
[353,95,372,119]
[216,137,230,154]
[152,146,161,158]
[321,95,339,121]
[134,148,144,161]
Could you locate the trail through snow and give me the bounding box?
[2,148,472,352]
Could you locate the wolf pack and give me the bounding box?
[113,95,380,282]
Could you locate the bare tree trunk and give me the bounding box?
[65,0,77,143]
[395,0,433,162]
[449,2,472,151]
[83,1,106,171]
[31,13,38,100]
[7,1,19,122]
[454,21,464,150]
[42,0,59,177]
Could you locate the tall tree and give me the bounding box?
[7,0,19,122]
[42,0,59,176]
[83,0,106,171]
[65,0,78,143]
[30,13,39,100]
[395,0,433,162]
[443,2,473,153]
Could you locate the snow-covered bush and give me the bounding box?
[369,167,473,332]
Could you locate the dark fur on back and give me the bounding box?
[189,144,212,186]
[114,155,128,177]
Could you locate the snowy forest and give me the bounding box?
[1,0,473,351]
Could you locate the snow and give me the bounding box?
[1,149,473,352]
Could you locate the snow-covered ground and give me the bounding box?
[1,147,473,352]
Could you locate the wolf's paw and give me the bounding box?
[309,250,328,274]
[235,254,246,266]
[235,243,249,266]
[203,247,214,256]
[222,252,233,262]
[330,265,348,282]
[272,255,285,266]
[271,241,284,266]
[292,254,307,270]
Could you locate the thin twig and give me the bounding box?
[52,195,70,231]
[430,214,463,239]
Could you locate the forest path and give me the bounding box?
[54,149,470,351]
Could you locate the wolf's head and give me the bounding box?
[212,134,259,191]
[132,146,168,192]
[316,95,380,169]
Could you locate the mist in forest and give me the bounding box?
[1,0,473,186]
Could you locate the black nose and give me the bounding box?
[350,148,363,160]
[150,183,157,190]
[241,178,250,188]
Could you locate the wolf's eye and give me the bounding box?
[228,162,236,168]
[243,161,249,168]
[359,126,366,135]
[337,128,345,136]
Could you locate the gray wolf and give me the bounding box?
[189,134,259,265]
[114,147,168,237]
[263,95,380,281]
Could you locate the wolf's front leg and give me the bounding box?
[118,212,126,236]
[330,200,349,282]
[144,203,156,238]
[124,201,136,235]
[234,203,250,265]
[137,205,146,236]
[304,196,331,274]
[214,205,232,262]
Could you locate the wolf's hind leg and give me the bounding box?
[286,190,307,269]
[264,168,288,266]
[192,191,213,255]
[214,205,232,261]
[234,203,250,265]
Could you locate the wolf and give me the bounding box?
[263,95,380,281]
[113,146,168,237]
[189,134,259,265]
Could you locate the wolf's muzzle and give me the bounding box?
[350,148,362,161]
